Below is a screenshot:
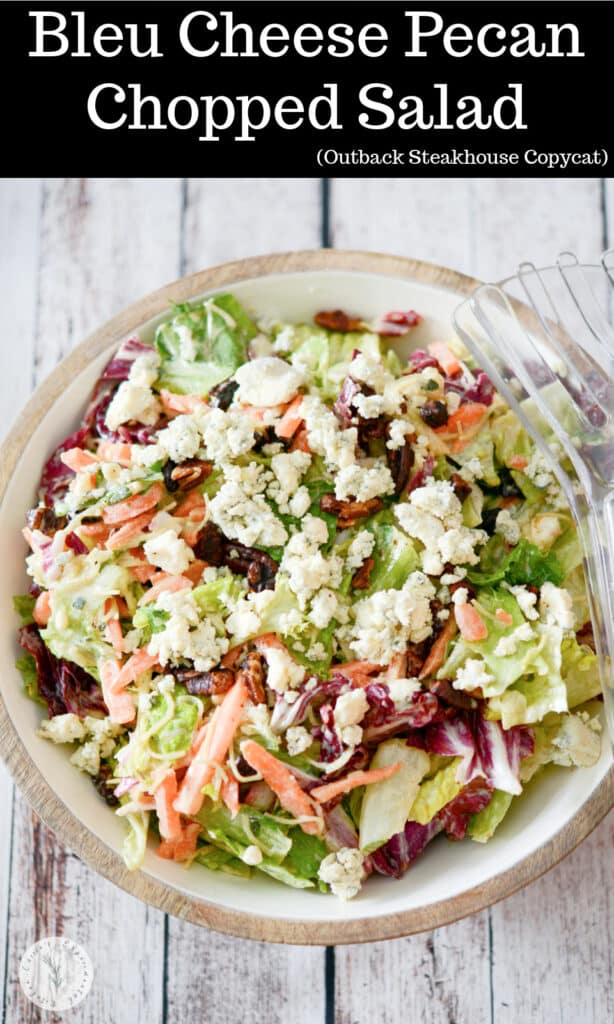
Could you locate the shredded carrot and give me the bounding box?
[240,403,286,422]
[508,455,529,471]
[100,661,135,724]
[130,563,158,583]
[181,526,202,547]
[289,427,312,453]
[311,762,403,804]
[97,441,133,465]
[428,341,462,377]
[157,822,201,862]
[159,389,208,415]
[419,616,459,680]
[495,608,514,626]
[60,448,98,472]
[220,773,240,818]
[33,591,52,627]
[115,648,160,689]
[105,510,156,550]
[435,402,489,454]
[173,491,206,519]
[79,522,112,541]
[152,769,182,841]
[139,574,192,605]
[181,559,206,584]
[102,481,164,525]
[455,603,489,642]
[240,740,321,835]
[174,676,248,816]
[500,496,522,510]
[104,615,124,656]
[276,395,305,438]
[334,660,382,681]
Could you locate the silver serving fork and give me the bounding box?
[454,252,614,745]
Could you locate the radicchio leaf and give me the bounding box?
[18,624,107,719]
[425,712,534,796]
[371,818,443,878]
[406,455,435,495]
[270,676,349,733]
[407,350,441,373]
[438,777,493,840]
[362,690,441,743]
[39,426,91,506]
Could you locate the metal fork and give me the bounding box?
[454,252,614,745]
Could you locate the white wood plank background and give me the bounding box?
[0,177,612,1024]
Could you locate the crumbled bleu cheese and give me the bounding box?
[143,530,194,575]
[269,450,311,512]
[148,510,183,536]
[132,442,165,468]
[280,516,343,609]
[493,621,534,657]
[309,588,340,629]
[225,589,275,642]
[70,740,101,776]
[346,530,375,572]
[262,646,305,694]
[105,382,161,431]
[209,480,288,549]
[387,677,421,709]
[539,582,575,630]
[453,659,495,692]
[550,713,601,767]
[288,486,311,518]
[458,456,483,483]
[495,508,521,546]
[506,583,539,620]
[347,572,435,663]
[386,418,412,451]
[525,449,555,489]
[352,392,386,419]
[199,407,255,462]
[334,689,369,744]
[438,526,486,567]
[300,395,358,472]
[335,461,395,503]
[452,587,469,606]
[147,589,229,671]
[306,641,327,662]
[130,350,161,388]
[234,356,305,407]
[396,479,485,576]
[286,725,313,756]
[318,847,365,900]
[37,713,87,745]
[156,415,202,462]
[350,352,393,393]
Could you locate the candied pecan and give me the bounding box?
[386,435,415,495]
[92,764,120,808]
[351,556,375,590]
[242,652,267,705]
[314,309,365,333]
[406,641,429,677]
[253,425,289,452]
[162,459,180,492]
[169,459,212,491]
[419,399,448,428]
[27,506,67,534]
[320,494,383,527]
[193,522,225,565]
[209,377,239,410]
[176,667,235,696]
[576,620,596,651]
[450,472,472,503]
[429,679,478,711]
[224,542,278,592]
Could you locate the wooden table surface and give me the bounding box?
[0,177,612,1024]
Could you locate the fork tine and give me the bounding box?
[517,261,611,422]
[602,247,614,287]
[556,250,614,359]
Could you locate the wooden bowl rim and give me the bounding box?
[0,248,611,944]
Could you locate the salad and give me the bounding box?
[15,294,602,899]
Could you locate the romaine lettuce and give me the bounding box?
[467,790,514,842]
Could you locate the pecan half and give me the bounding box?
[193,522,225,565]
[351,556,375,590]
[386,435,415,496]
[429,679,478,711]
[314,309,365,333]
[320,494,383,527]
[450,472,472,503]
[224,541,278,592]
[27,506,67,534]
[176,667,236,696]
[242,652,267,705]
[169,459,212,492]
[406,641,430,678]
[209,377,239,410]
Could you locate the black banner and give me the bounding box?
[4,1,609,176]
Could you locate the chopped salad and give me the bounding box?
[15,294,602,899]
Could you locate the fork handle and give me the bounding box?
[584,496,614,745]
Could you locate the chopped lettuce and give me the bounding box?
[145,687,202,758]
[467,790,514,842]
[491,410,532,467]
[122,810,150,871]
[453,432,500,487]
[466,536,564,588]
[562,637,601,707]
[16,653,43,703]
[13,593,35,626]
[192,574,246,616]
[258,578,338,677]
[408,759,464,825]
[359,741,430,852]
[488,624,568,728]
[365,519,419,594]
[155,294,257,395]
[278,323,398,401]
[195,845,252,878]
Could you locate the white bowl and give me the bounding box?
[0,251,611,944]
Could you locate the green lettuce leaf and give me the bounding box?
[145,687,202,757]
[408,759,464,825]
[122,811,150,871]
[466,536,564,588]
[467,791,514,842]
[366,518,419,594]
[155,294,257,395]
[562,637,601,707]
[488,624,567,728]
[13,593,35,626]
[281,323,395,401]
[16,653,45,704]
[195,845,252,878]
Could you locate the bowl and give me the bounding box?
[0,250,611,944]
